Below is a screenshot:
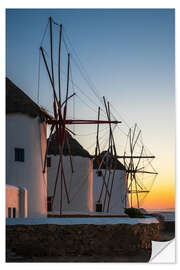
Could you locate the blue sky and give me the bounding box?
[6,9,175,208]
[6,8,175,153]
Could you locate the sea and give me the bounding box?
[147,208,175,222]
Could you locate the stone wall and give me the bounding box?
[6,223,160,258]
[164,221,175,233]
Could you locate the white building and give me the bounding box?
[6,185,28,218]
[6,78,128,218]
[93,151,129,215]
[6,78,47,218]
[47,136,129,216]
[47,132,93,215]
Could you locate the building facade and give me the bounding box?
[93,151,129,215]
[47,132,93,215]
[6,78,47,217]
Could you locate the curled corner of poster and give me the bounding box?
[150,239,175,263]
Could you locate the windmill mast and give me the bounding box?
[58,24,62,103]
[39,17,122,216]
[121,124,158,208]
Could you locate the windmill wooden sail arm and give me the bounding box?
[117,155,155,159]
[40,108,122,125]
[40,107,54,120]
[46,119,121,125]
[122,123,158,208]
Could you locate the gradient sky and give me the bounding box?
[6,9,175,210]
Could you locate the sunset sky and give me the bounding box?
[6,9,175,210]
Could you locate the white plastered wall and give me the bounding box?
[93,169,129,215]
[6,113,47,217]
[47,155,93,215]
[6,184,28,218]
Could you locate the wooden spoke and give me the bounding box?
[133,174,140,208]
[52,152,62,207]
[136,170,158,175]
[131,123,137,147]
[58,24,62,104]
[132,130,141,152]
[106,160,117,212]
[98,169,108,202]
[49,16,55,84]
[43,124,55,173]
[135,146,144,171]
[95,107,101,157]
[102,169,111,212]
[128,190,149,194]
[65,130,74,173]
[61,93,76,107]
[40,46,58,106]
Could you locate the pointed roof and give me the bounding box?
[47,132,91,158]
[6,77,46,119]
[93,151,126,171]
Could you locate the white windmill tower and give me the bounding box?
[6,78,48,218]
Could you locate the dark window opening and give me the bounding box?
[15,148,24,162]
[13,208,16,218]
[97,170,102,177]
[47,196,53,212]
[8,207,11,218]
[47,157,51,167]
[96,202,102,212]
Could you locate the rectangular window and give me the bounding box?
[13,208,16,218]
[47,196,52,212]
[47,157,51,167]
[96,202,102,212]
[97,170,102,177]
[15,148,24,162]
[8,207,11,218]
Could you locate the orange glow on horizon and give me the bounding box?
[141,177,175,210]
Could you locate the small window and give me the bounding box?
[47,157,51,167]
[8,207,11,218]
[47,196,53,212]
[97,170,102,177]
[13,208,16,218]
[96,202,102,212]
[15,148,24,162]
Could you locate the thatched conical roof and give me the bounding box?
[93,151,126,171]
[6,77,45,119]
[47,132,91,158]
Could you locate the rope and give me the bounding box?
[40,20,49,46]
[76,94,99,115]
[62,26,102,102]
[37,49,41,105]
[51,19,110,119]
[75,126,109,137]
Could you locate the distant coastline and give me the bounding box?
[147,208,175,212]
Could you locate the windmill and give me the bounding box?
[39,17,121,215]
[93,96,121,213]
[118,124,158,208]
